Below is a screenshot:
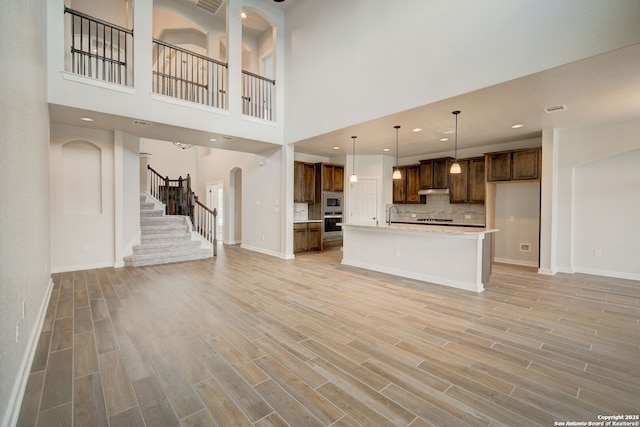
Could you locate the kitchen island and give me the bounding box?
[341,223,498,292]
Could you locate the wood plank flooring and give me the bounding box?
[17,244,640,426]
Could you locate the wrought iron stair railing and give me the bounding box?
[147,165,217,255]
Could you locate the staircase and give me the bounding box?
[123,195,212,267]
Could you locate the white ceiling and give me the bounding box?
[292,43,640,158]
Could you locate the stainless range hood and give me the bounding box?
[418,188,450,195]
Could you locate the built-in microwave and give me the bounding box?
[323,191,342,213]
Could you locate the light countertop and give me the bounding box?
[342,222,498,235]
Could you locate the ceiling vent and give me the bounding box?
[132,119,153,127]
[543,104,568,114]
[195,0,225,15]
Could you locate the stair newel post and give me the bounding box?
[162,176,169,214]
[186,174,192,218]
[213,208,217,256]
[192,193,198,232]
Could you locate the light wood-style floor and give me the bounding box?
[17,244,640,427]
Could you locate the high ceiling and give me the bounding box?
[292,43,640,158]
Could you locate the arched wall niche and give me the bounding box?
[62,140,102,215]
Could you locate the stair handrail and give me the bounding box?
[147,165,217,254]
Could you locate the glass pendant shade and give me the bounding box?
[350,136,357,183]
[393,125,402,179]
[450,161,461,174]
[450,110,461,174]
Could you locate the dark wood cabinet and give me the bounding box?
[392,168,406,204]
[419,157,452,190]
[406,165,421,203]
[486,152,511,181]
[320,164,344,192]
[419,160,433,189]
[294,161,315,203]
[512,149,540,180]
[449,157,485,204]
[432,158,451,189]
[293,222,322,253]
[449,160,469,204]
[486,148,541,182]
[392,165,421,204]
[308,222,322,250]
[468,157,486,204]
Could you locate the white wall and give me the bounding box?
[50,124,116,272]
[0,0,51,424]
[494,182,540,267]
[550,119,640,279]
[285,0,640,143]
[573,149,640,278]
[142,138,200,189]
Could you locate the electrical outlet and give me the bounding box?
[594,249,602,257]
[465,214,471,219]
[509,216,515,222]
[411,213,417,218]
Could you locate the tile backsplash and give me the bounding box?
[293,203,309,221]
[388,194,485,224]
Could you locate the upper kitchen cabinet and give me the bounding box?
[393,165,421,204]
[420,157,453,189]
[320,164,345,192]
[449,157,485,204]
[468,157,486,203]
[486,148,541,182]
[294,161,315,203]
[449,160,469,204]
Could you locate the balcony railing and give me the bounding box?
[152,39,228,110]
[62,9,276,121]
[242,70,275,121]
[64,7,133,86]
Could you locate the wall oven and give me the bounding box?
[323,212,343,239]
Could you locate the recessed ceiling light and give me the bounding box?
[80,117,93,122]
[333,146,340,150]
[511,124,524,129]
[440,137,449,142]
[412,128,422,132]
[383,148,390,152]
[439,128,455,135]
[209,138,217,142]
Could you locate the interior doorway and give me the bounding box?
[349,178,378,225]
[229,168,242,244]
[206,182,224,240]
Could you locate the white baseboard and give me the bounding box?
[4,278,54,427]
[240,244,285,259]
[573,267,640,281]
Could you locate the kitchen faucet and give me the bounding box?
[387,205,400,225]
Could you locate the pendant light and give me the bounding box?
[350,136,358,183]
[450,110,462,174]
[392,125,402,179]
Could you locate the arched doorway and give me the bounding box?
[229,167,242,244]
